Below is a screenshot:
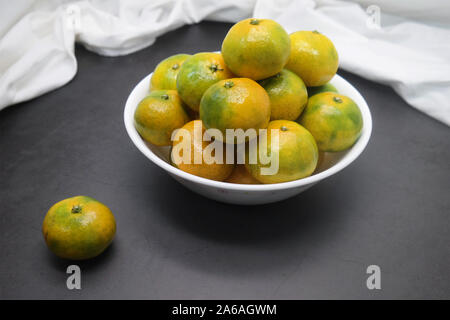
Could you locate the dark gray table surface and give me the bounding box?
[0,21,449,300]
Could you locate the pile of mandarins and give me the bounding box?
[134,18,363,184]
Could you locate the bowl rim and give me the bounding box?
[124,72,372,191]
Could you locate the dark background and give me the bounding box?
[0,21,449,299]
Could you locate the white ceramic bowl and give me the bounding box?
[124,73,372,205]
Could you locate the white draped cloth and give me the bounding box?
[1,0,449,125]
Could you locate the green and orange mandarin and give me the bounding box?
[42,196,116,260]
[286,30,339,87]
[258,69,308,121]
[176,52,234,111]
[150,54,191,91]
[225,165,260,184]
[298,92,363,152]
[199,78,270,141]
[221,18,291,80]
[246,120,318,184]
[134,90,190,146]
[171,120,234,181]
[307,82,338,97]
